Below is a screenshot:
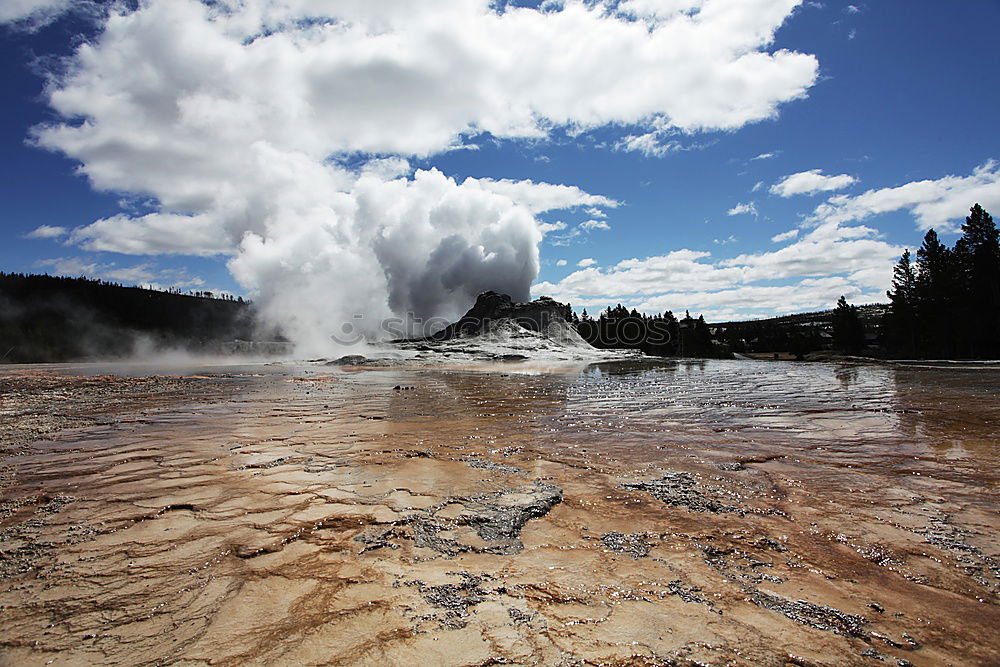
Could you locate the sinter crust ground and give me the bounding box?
[0,360,998,666]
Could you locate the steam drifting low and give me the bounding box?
[33,0,818,353]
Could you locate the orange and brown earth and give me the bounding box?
[0,359,998,666]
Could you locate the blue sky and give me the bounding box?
[2,0,999,331]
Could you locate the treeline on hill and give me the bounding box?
[568,301,881,360]
[884,204,1000,359]
[717,300,884,358]
[0,273,261,363]
[573,306,727,358]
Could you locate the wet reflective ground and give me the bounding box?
[0,359,998,665]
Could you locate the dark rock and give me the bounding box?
[353,483,563,558]
[457,482,563,542]
[476,353,532,362]
[326,355,398,367]
[0,495,76,578]
[872,632,904,648]
[400,450,432,458]
[750,591,868,637]
[327,355,368,365]
[238,456,293,470]
[699,543,734,564]
[355,526,405,553]
[490,446,523,457]
[410,520,472,557]
[756,537,787,553]
[921,512,1000,590]
[601,531,652,559]
[667,580,708,605]
[622,472,743,514]
[436,292,568,340]
[415,572,489,629]
[463,457,528,476]
[422,582,481,614]
[397,291,572,342]
[507,607,533,625]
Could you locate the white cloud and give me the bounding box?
[631,277,882,321]
[537,249,739,300]
[67,212,235,257]
[577,258,597,268]
[719,222,896,283]
[35,257,205,290]
[468,178,619,214]
[548,231,580,247]
[846,5,861,14]
[714,235,738,245]
[31,0,819,352]
[751,151,777,161]
[0,0,71,25]
[618,0,706,21]
[751,180,764,192]
[770,169,857,197]
[38,0,818,159]
[538,221,568,234]
[771,228,799,242]
[727,201,758,217]
[360,157,411,181]
[586,207,608,219]
[23,225,68,239]
[556,259,568,267]
[616,132,681,158]
[808,161,1000,232]
[546,215,617,246]
[532,222,901,319]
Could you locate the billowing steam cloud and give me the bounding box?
[31,0,818,353]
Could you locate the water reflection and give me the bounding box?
[22,357,1000,488]
[543,358,999,484]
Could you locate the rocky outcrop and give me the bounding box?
[389,291,615,361]
[427,291,571,341]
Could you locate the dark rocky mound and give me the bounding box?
[424,291,571,341]
[387,291,606,360]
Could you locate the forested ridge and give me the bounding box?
[0,273,259,363]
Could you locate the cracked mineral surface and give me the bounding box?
[0,358,998,665]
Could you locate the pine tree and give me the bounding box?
[953,204,1000,357]
[915,229,957,356]
[832,296,865,354]
[694,315,714,356]
[886,249,918,357]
